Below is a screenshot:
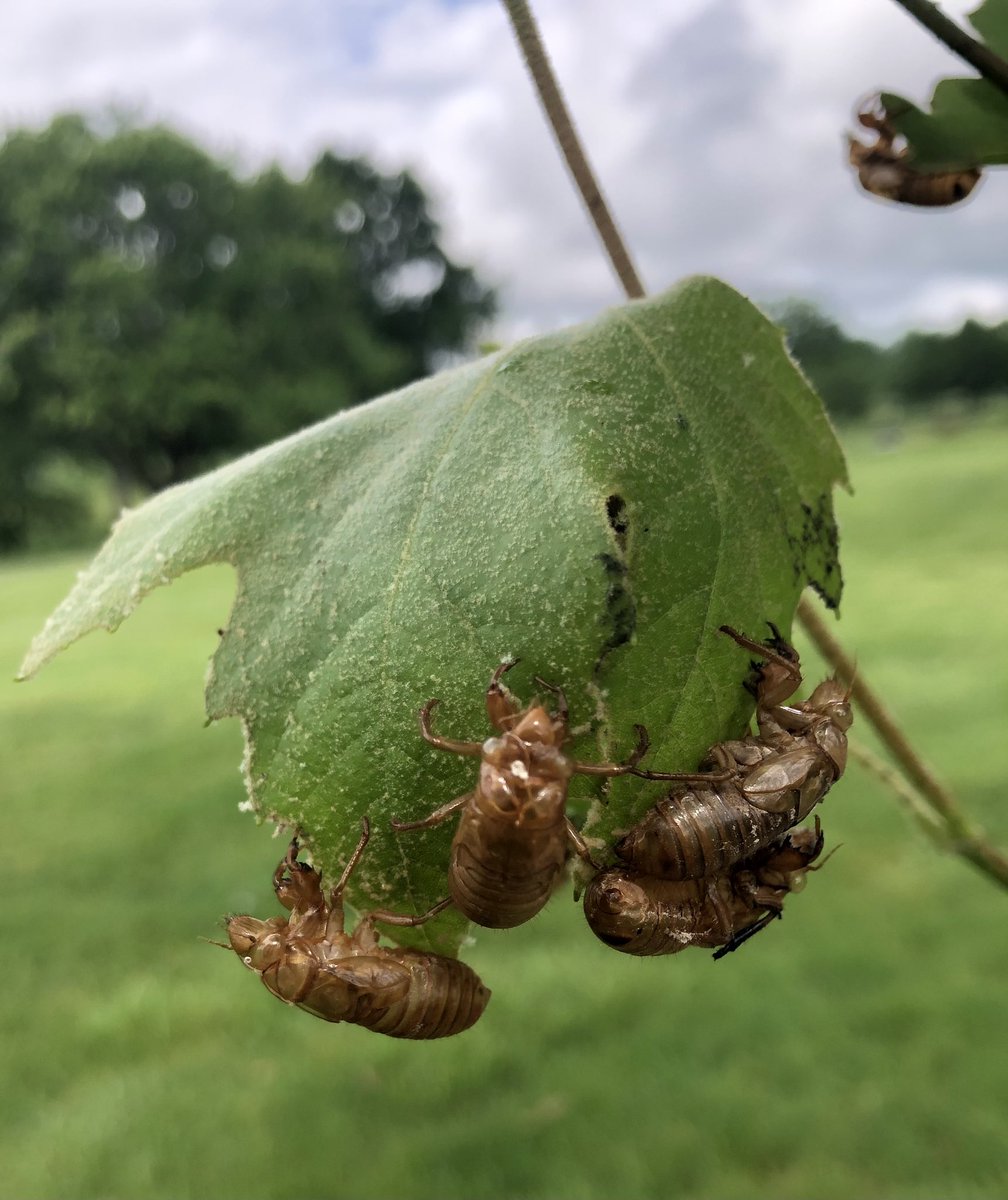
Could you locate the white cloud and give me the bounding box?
[1,0,1005,345]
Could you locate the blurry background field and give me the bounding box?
[2,413,1006,1200]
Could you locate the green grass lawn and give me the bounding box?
[2,418,1007,1200]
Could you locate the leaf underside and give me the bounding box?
[20,277,847,955]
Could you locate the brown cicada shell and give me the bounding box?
[619,624,852,879]
[225,819,490,1039]
[392,660,670,929]
[848,99,981,207]
[584,818,828,958]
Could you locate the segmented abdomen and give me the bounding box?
[448,806,567,929]
[616,782,798,879]
[357,952,491,1039]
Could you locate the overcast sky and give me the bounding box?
[2,0,1004,344]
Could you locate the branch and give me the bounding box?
[890,0,1008,101]
[847,741,946,836]
[799,598,1008,889]
[796,597,955,823]
[849,741,1008,889]
[500,0,645,298]
[501,0,1008,892]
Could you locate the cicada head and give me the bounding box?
[806,678,853,732]
[756,820,827,892]
[755,648,802,706]
[583,869,654,952]
[274,856,326,912]
[225,916,287,971]
[509,703,565,747]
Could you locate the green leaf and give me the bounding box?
[19,278,847,955]
[969,0,1008,57]
[881,81,1008,169]
[874,0,1008,169]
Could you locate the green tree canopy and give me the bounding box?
[771,300,884,421]
[888,317,1008,405]
[0,114,494,549]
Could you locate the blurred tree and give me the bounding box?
[888,318,1008,406]
[0,114,494,549]
[771,300,884,422]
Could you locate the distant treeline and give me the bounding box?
[773,301,1008,423]
[0,115,494,551]
[2,116,1005,553]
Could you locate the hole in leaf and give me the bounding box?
[605,493,628,554]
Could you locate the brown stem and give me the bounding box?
[800,596,1008,889]
[797,596,956,823]
[955,829,1008,887]
[501,0,1008,892]
[849,741,1008,888]
[890,0,1008,100]
[847,741,945,836]
[500,0,646,299]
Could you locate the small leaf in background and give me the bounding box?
[848,96,984,206]
[970,0,1008,59]
[19,277,847,955]
[847,0,1008,202]
[880,81,1008,169]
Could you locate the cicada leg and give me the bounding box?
[390,791,470,833]
[418,697,484,757]
[571,723,651,777]
[711,909,782,961]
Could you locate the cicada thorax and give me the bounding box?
[258,937,357,1016]
[803,680,851,777]
[741,679,852,822]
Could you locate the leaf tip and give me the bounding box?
[17,633,59,681]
